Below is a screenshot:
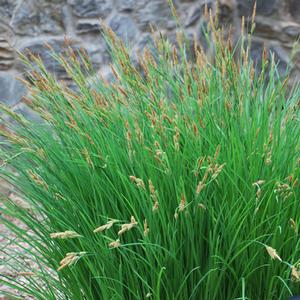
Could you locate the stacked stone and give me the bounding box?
[0,0,299,118]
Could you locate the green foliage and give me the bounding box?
[0,19,300,300]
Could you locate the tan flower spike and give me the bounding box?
[109,239,121,248]
[118,216,138,236]
[93,219,117,233]
[57,251,86,271]
[265,245,282,262]
[50,230,82,239]
[144,219,150,237]
[291,265,300,282]
[129,176,145,190]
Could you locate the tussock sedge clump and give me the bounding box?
[0,11,300,300]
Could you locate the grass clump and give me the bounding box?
[0,16,300,300]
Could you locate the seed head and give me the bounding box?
[192,122,198,137]
[50,230,82,239]
[130,176,145,190]
[265,245,282,262]
[27,170,48,190]
[196,181,206,195]
[292,178,298,189]
[144,219,150,237]
[82,148,93,166]
[57,251,86,271]
[148,179,155,195]
[198,203,206,210]
[211,163,226,180]
[214,144,221,160]
[93,219,117,233]
[152,201,159,212]
[173,127,180,151]
[118,216,138,236]
[265,151,272,165]
[109,239,121,248]
[252,180,265,187]
[290,218,297,233]
[178,194,186,212]
[291,265,300,282]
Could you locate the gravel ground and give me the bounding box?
[0,179,37,300]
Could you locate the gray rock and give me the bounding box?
[134,33,155,54]
[116,0,137,12]
[289,0,300,21]
[283,25,300,40]
[76,20,102,34]
[0,38,14,71]
[11,0,64,36]
[269,45,290,76]
[290,48,300,68]
[134,0,176,31]
[185,6,202,27]
[196,21,210,52]
[109,15,139,45]
[0,73,27,106]
[0,0,18,20]
[249,40,265,70]
[249,42,289,77]
[218,0,235,25]
[254,18,291,43]
[68,0,112,18]
[237,0,278,17]
[131,33,157,66]
[86,42,110,70]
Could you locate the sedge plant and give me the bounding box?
[0,12,300,300]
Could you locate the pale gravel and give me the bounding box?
[0,179,37,300]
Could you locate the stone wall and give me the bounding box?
[0,0,299,118]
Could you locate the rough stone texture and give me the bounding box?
[134,0,176,31]
[0,0,17,20]
[0,0,299,114]
[236,0,279,17]
[11,0,65,36]
[0,73,26,106]
[289,0,300,21]
[0,37,14,70]
[68,0,112,18]
[109,14,139,44]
